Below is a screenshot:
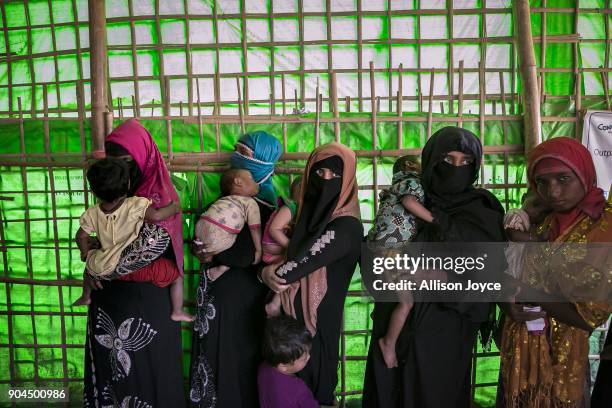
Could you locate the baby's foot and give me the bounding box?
[207,265,230,281]
[73,296,91,306]
[171,310,195,322]
[266,296,281,317]
[378,337,398,369]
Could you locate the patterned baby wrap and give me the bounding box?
[367,170,425,247]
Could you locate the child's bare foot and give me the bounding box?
[171,310,195,322]
[73,296,91,306]
[378,337,398,368]
[207,265,230,281]
[265,296,282,318]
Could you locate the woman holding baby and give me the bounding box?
[260,142,363,406]
[363,126,506,407]
[82,119,186,407]
[189,131,282,407]
[498,137,611,408]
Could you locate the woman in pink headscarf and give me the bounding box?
[82,120,186,407]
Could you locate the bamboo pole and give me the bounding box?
[213,74,221,151]
[573,1,582,140]
[541,0,547,104]
[575,72,582,140]
[77,81,90,210]
[88,0,108,156]
[369,62,378,149]
[237,76,245,134]
[16,96,39,383]
[196,78,204,152]
[513,0,542,153]
[104,111,114,136]
[43,85,50,158]
[458,60,464,127]
[397,63,404,149]
[427,69,434,139]
[601,70,611,110]
[0,143,526,169]
[479,60,486,184]
[315,93,321,145]
[281,74,288,153]
[164,76,174,160]
[370,60,379,212]
[330,71,340,142]
[315,77,320,146]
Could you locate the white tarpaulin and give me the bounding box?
[582,110,612,198]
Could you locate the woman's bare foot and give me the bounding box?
[265,296,282,318]
[378,337,398,368]
[171,310,195,322]
[73,296,91,306]
[207,265,230,281]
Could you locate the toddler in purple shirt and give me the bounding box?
[258,316,319,408]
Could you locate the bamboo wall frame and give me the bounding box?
[1,2,611,405]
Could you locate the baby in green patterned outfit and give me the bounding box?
[367,156,434,369]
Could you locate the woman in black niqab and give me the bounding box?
[362,126,506,408]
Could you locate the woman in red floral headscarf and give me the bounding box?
[499,137,612,407]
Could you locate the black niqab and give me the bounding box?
[287,156,343,261]
[418,126,505,241]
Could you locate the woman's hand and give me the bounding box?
[501,302,547,323]
[191,240,210,263]
[499,287,546,322]
[261,263,290,293]
[84,271,103,290]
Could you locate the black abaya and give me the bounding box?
[362,127,506,408]
[84,276,185,407]
[189,202,273,408]
[277,216,363,405]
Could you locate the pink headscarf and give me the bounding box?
[106,119,184,273]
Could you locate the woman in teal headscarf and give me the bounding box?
[231,130,281,206]
[189,131,281,408]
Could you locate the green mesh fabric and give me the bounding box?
[1,1,610,406]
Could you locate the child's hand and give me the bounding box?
[87,236,101,250]
[504,209,530,232]
[253,250,262,265]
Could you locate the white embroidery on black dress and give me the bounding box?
[309,230,335,255]
[190,266,218,406]
[108,223,171,279]
[94,308,157,380]
[194,267,216,337]
[189,353,217,407]
[101,383,153,408]
[276,260,298,276]
[276,230,336,276]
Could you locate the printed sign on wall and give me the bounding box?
[582,110,612,198]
